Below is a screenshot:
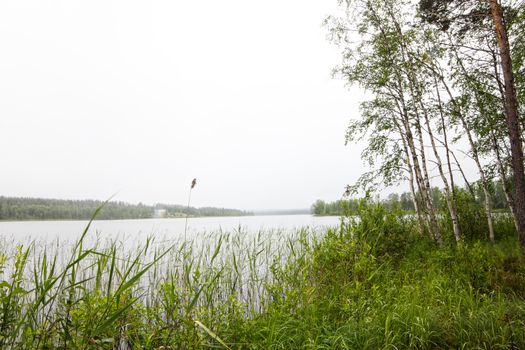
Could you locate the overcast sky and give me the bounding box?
[0,0,366,210]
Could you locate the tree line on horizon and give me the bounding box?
[0,196,252,221]
[326,0,525,244]
[312,181,511,216]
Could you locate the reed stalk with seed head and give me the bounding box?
[184,178,197,242]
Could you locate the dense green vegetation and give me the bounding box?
[0,196,251,221]
[0,201,523,349]
[311,198,361,216]
[312,182,512,216]
[158,203,252,219]
[326,0,525,245]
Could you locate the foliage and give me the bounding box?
[327,0,525,244]
[311,198,360,216]
[0,203,524,349]
[312,182,512,218]
[0,196,252,221]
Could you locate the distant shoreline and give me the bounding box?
[0,195,252,221]
[0,213,323,223]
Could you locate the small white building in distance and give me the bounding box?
[153,209,166,218]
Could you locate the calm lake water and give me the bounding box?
[0,215,341,245]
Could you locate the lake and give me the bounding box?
[0,214,342,245]
[0,214,344,330]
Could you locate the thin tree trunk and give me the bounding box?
[437,63,495,242]
[458,114,495,243]
[395,117,426,235]
[408,165,426,236]
[424,112,461,242]
[490,0,525,246]
[397,95,438,241]
[423,80,462,242]
[390,14,443,244]
[413,104,443,244]
[369,2,441,242]
[405,67,460,242]
[492,132,520,232]
[407,67,461,242]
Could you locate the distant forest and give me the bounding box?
[312,182,511,216]
[0,196,252,221]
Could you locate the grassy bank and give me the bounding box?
[1,204,524,349]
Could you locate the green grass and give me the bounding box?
[0,204,524,349]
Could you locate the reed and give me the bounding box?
[0,203,524,349]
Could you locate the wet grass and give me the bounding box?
[0,206,524,349]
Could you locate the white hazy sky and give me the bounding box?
[0,0,366,210]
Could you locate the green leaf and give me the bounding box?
[194,320,232,350]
